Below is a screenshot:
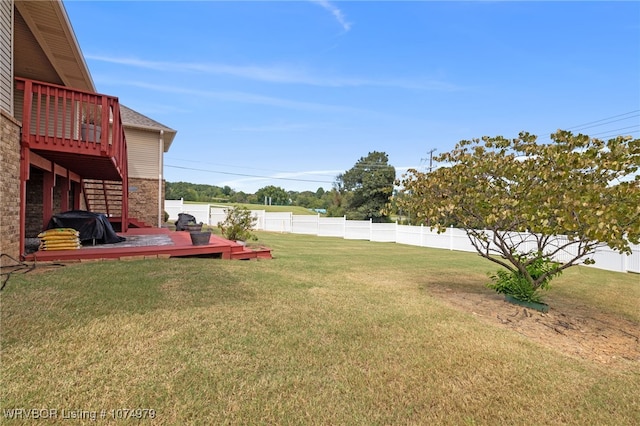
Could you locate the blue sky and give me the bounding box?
[64,0,640,193]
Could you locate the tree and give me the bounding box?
[396,131,639,301]
[292,191,324,210]
[255,185,289,205]
[229,191,250,204]
[165,181,232,202]
[336,151,396,222]
[217,206,257,242]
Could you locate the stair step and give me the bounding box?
[82,178,124,218]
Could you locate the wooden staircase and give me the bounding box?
[82,179,123,217]
[82,179,153,230]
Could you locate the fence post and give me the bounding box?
[369,218,373,242]
[449,225,454,250]
[343,216,347,239]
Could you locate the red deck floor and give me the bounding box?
[25,228,272,262]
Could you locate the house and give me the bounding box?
[0,0,176,264]
[119,105,176,228]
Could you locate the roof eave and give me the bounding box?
[15,0,95,91]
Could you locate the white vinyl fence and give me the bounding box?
[165,199,211,225]
[165,199,640,274]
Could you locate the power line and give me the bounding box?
[167,157,398,176]
[165,164,335,184]
[587,130,640,141]
[565,110,639,131]
[169,111,639,187]
[588,125,640,138]
[568,114,640,133]
[166,157,338,178]
[534,110,640,143]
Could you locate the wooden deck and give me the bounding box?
[25,228,272,262]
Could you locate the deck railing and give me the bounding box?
[15,77,128,231]
[15,77,127,177]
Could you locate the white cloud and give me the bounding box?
[87,55,308,83]
[87,54,460,91]
[310,0,352,32]
[101,79,374,114]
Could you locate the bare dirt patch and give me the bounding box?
[429,285,640,365]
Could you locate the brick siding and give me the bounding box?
[0,110,21,263]
[128,177,164,227]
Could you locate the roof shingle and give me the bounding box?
[120,104,176,133]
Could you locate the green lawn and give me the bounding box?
[1,232,639,425]
[185,201,317,215]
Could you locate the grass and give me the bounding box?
[185,201,317,215]
[1,232,639,425]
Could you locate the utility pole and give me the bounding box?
[421,148,437,172]
[419,148,437,228]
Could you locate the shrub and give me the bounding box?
[217,206,257,242]
[487,253,562,303]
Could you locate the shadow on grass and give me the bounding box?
[0,258,257,348]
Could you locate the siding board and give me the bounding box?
[126,127,160,179]
[0,0,13,113]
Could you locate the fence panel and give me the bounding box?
[545,235,580,264]
[396,225,422,246]
[165,199,183,221]
[627,243,640,274]
[292,215,320,235]
[178,204,210,225]
[345,220,370,240]
[450,227,475,252]
[210,208,227,228]
[370,223,397,242]
[264,212,292,233]
[251,210,266,230]
[422,228,452,250]
[318,217,346,237]
[584,246,630,273]
[166,199,210,224]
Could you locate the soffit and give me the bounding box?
[14,0,94,92]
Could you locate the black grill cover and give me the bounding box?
[46,210,126,244]
[175,213,199,231]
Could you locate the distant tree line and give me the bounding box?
[165,151,397,220]
[165,181,336,211]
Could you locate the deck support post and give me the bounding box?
[43,171,55,228]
